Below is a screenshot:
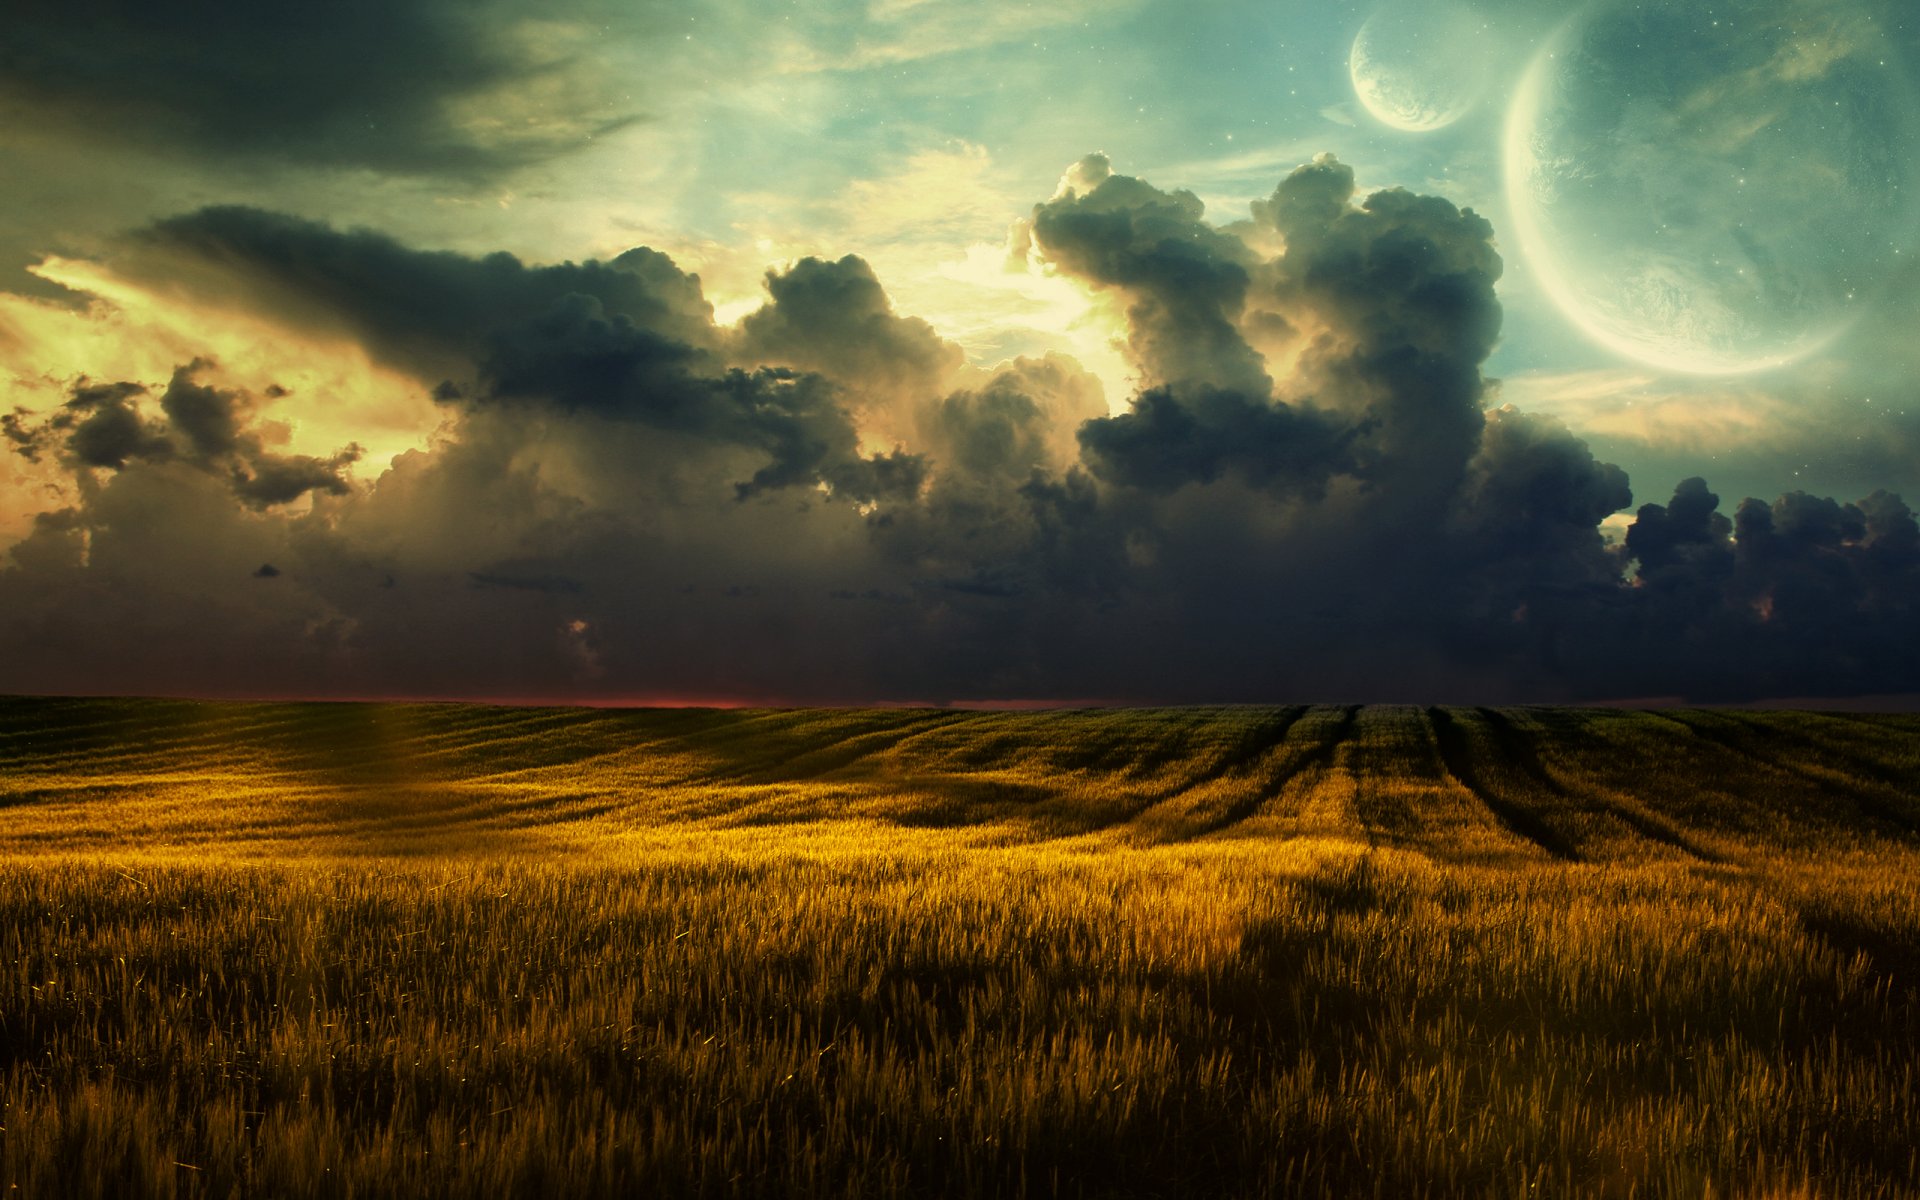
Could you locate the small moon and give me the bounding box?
[1504,0,1920,375]
[1349,2,1488,133]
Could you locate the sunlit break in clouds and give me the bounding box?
[3,0,1920,706]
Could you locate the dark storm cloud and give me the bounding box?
[996,156,1627,700]
[0,412,42,462]
[1029,154,1269,393]
[5,155,1920,705]
[1460,408,1632,548]
[737,256,964,406]
[0,0,650,177]
[922,357,1103,482]
[1435,408,1633,660]
[157,363,362,510]
[159,366,245,459]
[1583,480,1920,700]
[140,208,720,381]
[474,292,926,502]
[5,364,358,509]
[1251,156,1504,504]
[135,208,936,503]
[140,209,942,505]
[1076,384,1355,495]
[53,383,172,470]
[231,451,360,509]
[134,209,930,508]
[469,570,585,595]
[1627,477,1731,576]
[694,368,925,502]
[477,291,705,412]
[1031,155,1511,516]
[857,356,1123,656]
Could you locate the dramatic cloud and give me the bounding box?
[1584,480,1920,699]
[0,0,653,177]
[7,363,359,511]
[1076,385,1355,496]
[136,208,722,383]
[1028,153,1269,396]
[737,255,964,408]
[41,382,170,470]
[2,155,1917,705]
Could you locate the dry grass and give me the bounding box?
[1,697,1917,1197]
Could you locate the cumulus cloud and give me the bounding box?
[2,153,1917,704]
[135,208,722,384]
[736,255,963,405]
[1076,385,1355,496]
[1028,153,1268,394]
[6,362,359,511]
[1576,479,1920,699]
[50,382,172,470]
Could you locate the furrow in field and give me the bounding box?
[458,709,767,788]
[1315,706,1575,862]
[248,705,632,779]
[5,698,1920,863]
[1247,705,1364,843]
[903,708,1216,781]
[1427,707,1580,862]
[862,709,1236,834]
[452,707,821,790]
[1173,706,1314,835]
[743,710,982,781]
[1655,711,1920,842]
[1714,711,1920,827]
[0,700,300,773]
[1119,706,1309,840]
[0,698,594,780]
[663,709,928,783]
[1338,707,1436,848]
[1475,708,1723,864]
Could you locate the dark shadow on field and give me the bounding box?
[1473,708,1723,863]
[926,705,1336,841]
[0,694,296,776]
[1416,705,1718,865]
[673,708,986,785]
[224,705,544,856]
[1120,705,1359,846]
[1428,707,1582,861]
[0,697,696,855]
[1218,854,1920,1175]
[1654,710,1920,841]
[706,707,1329,841]
[1430,706,1918,860]
[1797,903,1920,994]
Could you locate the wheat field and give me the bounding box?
[2,697,1917,1197]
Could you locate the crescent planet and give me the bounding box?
[1502,0,1920,376]
[1348,3,1487,133]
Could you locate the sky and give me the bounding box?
[2,0,1918,705]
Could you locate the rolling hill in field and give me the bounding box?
[0,696,1915,860]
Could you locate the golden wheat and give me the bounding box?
[1,697,1915,1197]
